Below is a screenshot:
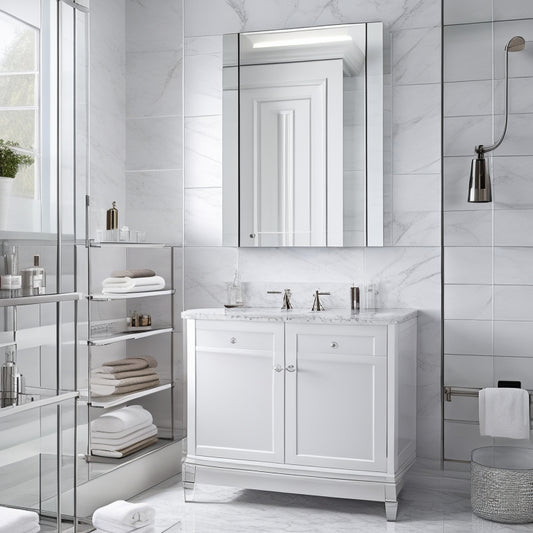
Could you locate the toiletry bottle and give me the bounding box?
[232,270,243,306]
[365,283,379,309]
[106,201,118,230]
[32,255,46,294]
[1,347,18,407]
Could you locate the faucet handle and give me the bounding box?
[267,289,293,310]
[311,290,330,312]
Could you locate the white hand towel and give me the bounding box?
[102,275,165,294]
[91,424,158,450]
[0,506,39,533]
[92,500,155,531]
[91,405,153,433]
[479,387,531,439]
[92,419,154,440]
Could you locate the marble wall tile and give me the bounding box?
[494,209,533,246]
[184,115,222,188]
[444,80,492,118]
[493,356,533,389]
[444,396,479,423]
[444,247,492,285]
[493,156,533,209]
[184,188,222,246]
[444,421,493,461]
[126,116,182,171]
[416,416,441,461]
[494,246,533,284]
[494,285,533,321]
[392,84,440,175]
[444,319,493,356]
[443,115,493,157]
[125,170,183,245]
[443,210,492,247]
[494,320,533,357]
[393,174,441,212]
[444,354,493,388]
[493,19,533,80]
[494,0,533,22]
[392,211,440,246]
[444,285,492,320]
[126,50,182,117]
[392,27,441,85]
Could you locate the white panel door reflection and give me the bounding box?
[240,60,343,247]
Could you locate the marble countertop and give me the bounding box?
[181,307,417,325]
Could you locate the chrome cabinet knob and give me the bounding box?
[249,233,256,239]
[230,337,237,344]
[286,364,296,372]
[331,342,338,349]
[273,364,283,373]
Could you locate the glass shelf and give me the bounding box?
[0,389,78,419]
[88,326,173,346]
[0,291,82,307]
[88,240,173,248]
[81,381,173,409]
[88,289,174,301]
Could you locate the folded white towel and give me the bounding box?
[91,368,158,380]
[91,424,158,450]
[91,378,160,397]
[91,405,153,433]
[479,387,531,439]
[91,373,159,387]
[92,500,155,532]
[93,356,158,375]
[0,506,39,533]
[92,420,154,440]
[102,275,165,294]
[91,435,158,458]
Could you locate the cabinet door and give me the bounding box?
[193,320,285,463]
[285,324,388,471]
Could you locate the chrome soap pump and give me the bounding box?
[0,346,23,407]
[106,201,118,230]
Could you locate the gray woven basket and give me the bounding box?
[471,447,533,524]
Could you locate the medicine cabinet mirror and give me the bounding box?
[222,22,387,247]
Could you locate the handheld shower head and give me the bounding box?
[506,36,525,52]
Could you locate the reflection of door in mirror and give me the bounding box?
[240,60,342,247]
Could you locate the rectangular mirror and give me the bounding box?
[222,22,385,247]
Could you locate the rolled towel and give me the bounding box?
[91,435,158,459]
[91,373,160,387]
[91,368,158,380]
[91,405,152,433]
[92,420,154,440]
[102,275,165,294]
[91,424,158,450]
[0,506,39,533]
[91,378,160,397]
[92,500,155,532]
[110,268,156,278]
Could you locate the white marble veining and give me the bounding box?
[493,156,533,210]
[182,306,417,324]
[443,210,493,247]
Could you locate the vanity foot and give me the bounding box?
[183,463,196,502]
[385,500,398,521]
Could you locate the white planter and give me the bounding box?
[0,177,14,230]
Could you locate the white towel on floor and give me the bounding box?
[102,275,165,294]
[91,405,153,433]
[91,424,158,450]
[0,506,39,533]
[479,387,531,439]
[92,500,155,532]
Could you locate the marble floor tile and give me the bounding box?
[121,475,533,533]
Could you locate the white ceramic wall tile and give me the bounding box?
[126,0,182,53]
[444,285,492,320]
[126,50,182,117]
[444,319,493,356]
[492,113,533,157]
[125,170,183,245]
[392,174,441,212]
[494,77,533,115]
[184,188,222,246]
[494,0,533,22]
[444,421,493,461]
[443,115,493,157]
[444,247,492,285]
[184,115,222,188]
[417,350,441,418]
[493,355,533,389]
[494,247,533,285]
[184,49,222,117]
[392,26,441,85]
[417,309,442,357]
[392,211,441,246]
[443,0,492,26]
[443,210,493,247]
[494,209,533,246]
[443,156,492,212]
[126,116,182,171]
[416,415,441,462]
[444,396,480,423]
[392,84,441,175]
[185,35,223,56]
[494,19,533,80]
[494,320,533,357]
[443,23,492,82]
[444,80,492,117]
[444,354,494,388]
[494,285,533,321]
[493,156,533,209]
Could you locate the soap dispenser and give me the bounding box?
[106,201,118,230]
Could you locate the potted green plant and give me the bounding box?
[0,139,34,229]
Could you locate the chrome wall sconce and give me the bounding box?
[468,36,526,203]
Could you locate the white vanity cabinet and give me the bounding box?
[183,309,417,521]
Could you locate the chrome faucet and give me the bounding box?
[311,290,330,311]
[267,289,293,310]
[350,285,360,312]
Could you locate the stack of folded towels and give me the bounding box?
[91,355,160,397]
[0,506,40,533]
[91,405,158,458]
[92,500,155,533]
[102,268,165,294]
